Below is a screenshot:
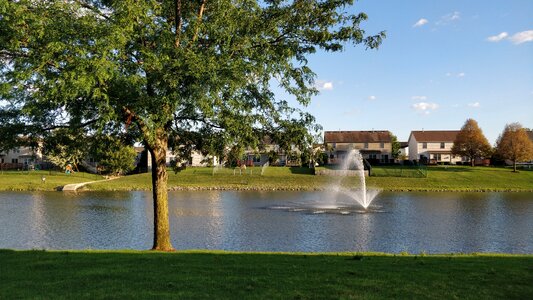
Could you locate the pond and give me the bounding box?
[0,191,532,253]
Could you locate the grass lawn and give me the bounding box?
[85,165,533,192]
[0,170,102,191]
[367,165,533,191]
[1,250,531,299]
[1,166,532,192]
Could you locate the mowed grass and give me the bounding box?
[1,166,532,192]
[86,165,533,192]
[0,170,102,191]
[367,165,533,191]
[87,166,333,191]
[1,250,531,299]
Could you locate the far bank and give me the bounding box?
[0,166,532,192]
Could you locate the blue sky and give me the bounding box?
[298,0,532,144]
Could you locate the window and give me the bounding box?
[364,143,369,149]
[369,154,377,159]
[380,142,384,149]
[422,142,427,149]
[332,143,336,149]
[12,159,18,163]
[440,142,445,149]
[434,154,442,161]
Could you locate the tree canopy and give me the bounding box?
[495,123,533,172]
[451,118,492,166]
[1,0,384,250]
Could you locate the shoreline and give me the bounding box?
[2,186,532,193]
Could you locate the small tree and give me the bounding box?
[91,136,137,175]
[452,119,492,166]
[496,123,533,172]
[43,129,87,172]
[390,134,401,161]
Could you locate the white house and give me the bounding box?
[408,130,463,164]
[0,146,43,169]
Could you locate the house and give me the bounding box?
[136,147,219,172]
[0,146,43,170]
[408,130,463,164]
[324,131,393,164]
[243,136,290,166]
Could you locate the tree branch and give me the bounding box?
[174,0,183,47]
[191,0,207,44]
[41,118,100,132]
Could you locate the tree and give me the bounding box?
[90,136,137,175]
[390,134,401,160]
[1,0,384,251]
[495,123,533,172]
[43,129,88,172]
[452,119,492,167]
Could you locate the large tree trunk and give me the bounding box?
[513,160,517,172]
[149,135,174,251]
[471,157,475,167]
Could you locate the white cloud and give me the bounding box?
[413,18,429,28]
[411,96,428,101]
[368,95,377,101]
[445,72,452,77]
[468,102,480,108]
[437,11,460,25]
[509,30,533,44]
[412,102,439,114]
[487,32,509,42]
[316,80,333,91]
[457,72,466,77]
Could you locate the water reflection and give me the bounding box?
[0,191,532,253]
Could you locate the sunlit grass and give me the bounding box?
[1,250,531,299]
[87,165,533,192]
[0,170,102,191]
[2,166,532,192]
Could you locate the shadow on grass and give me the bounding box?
[288,167,314,175]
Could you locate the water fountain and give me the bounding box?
[336,149,379,209]
[212,164,223,176]
[260,161,269,176]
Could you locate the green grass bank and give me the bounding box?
[1,166,532,192]
[1,250,531,299]
[87,165,533,192]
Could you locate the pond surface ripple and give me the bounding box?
[0,191,532,253]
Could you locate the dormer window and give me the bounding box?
[364,143,369,149]
[422,142,427,149]
[440,142,445,149]
[380,142,384,149]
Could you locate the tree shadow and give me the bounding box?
[289,167,314,175]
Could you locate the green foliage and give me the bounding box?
[90,136,137,175]
[1,0,384,155]
[390,134,401,159]
[43,129,87,171]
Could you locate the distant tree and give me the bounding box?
[390,134,401,160]
[1,0,384,251]
[43,129,87,172]
[90,136,137,175]
[495,123,533,172]
[452,119,492,166]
